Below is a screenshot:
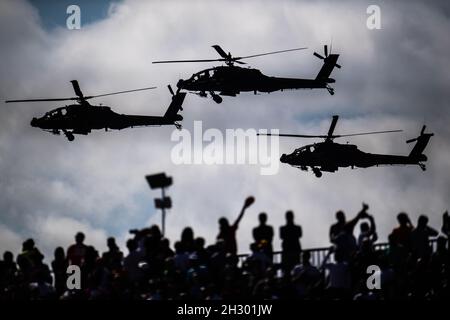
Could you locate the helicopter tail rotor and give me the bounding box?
[406,125,429,143]
[168,84,175,96]
[407,125,433,161]
[313,44,341,69]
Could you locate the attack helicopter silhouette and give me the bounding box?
[258,115,433,177]
[5,81,186,141]
[153,44,341,103]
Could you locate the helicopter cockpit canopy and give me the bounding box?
[191,68,215,81]
[293,144,315,156]
[43,107,69,119]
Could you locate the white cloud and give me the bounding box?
[0,0,449,261]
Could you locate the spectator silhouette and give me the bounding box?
[217,196,254,255]
[180,227,195,253]
[252,212,274,260]
[194,237,208,265]
[102,237,124,271]
[390,212,413,252]
[411,215,438,260]
[329,211,346,245]
[0,200,448,301]
[291,251,321,298]
[430,236,448,297]
[246,242,272,278]
[174,241,190,273]
[123,239,143,285]
[67,232,88,266]
[280,210,302,272]
[0,251,17,293]
[158,238,175,261]
[324,249,351,300]
[442,211,450,238]
[81,245,99,290]
[51,247,68,297]
[329,204,369,261]
[17,238,44,281]
[357,214,378,248]
[29,252,54,300]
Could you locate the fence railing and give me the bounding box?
[237,238,438,268]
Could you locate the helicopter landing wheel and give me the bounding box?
[63,130,75,142]
[211,93,223,104]
[313,168,322,178]
[327,87,334,95]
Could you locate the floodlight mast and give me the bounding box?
[161,187,166,237]
[145,173,173,237]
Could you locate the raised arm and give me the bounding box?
[345,203,369,232]
[233,196,255,228]
[368,215,377,235]
[442,211,449,235]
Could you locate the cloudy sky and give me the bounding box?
[0,0,449,261]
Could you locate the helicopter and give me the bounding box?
[152,44,341,104]
[258,115,433,178]
[5,80,186,141]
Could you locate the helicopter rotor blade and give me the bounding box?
[5,97,78,103]
[313,52,325,60]
[421,125,426,135]
[6,86,156,104]
[70,80,84,99]
[257,133,328,138]
[168,85,175,96]
[211,45,229,59]
[334,130,403,138]
[257,129,403,139]
[327,115,339,139]
[324,45,328,57]
[152,58,224,64]
[153,46,307,64]
[235,47,308,60]
[84,86,157,99]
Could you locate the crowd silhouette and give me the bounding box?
[0,197,449,300]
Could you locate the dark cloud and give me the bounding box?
[0,0,448,259]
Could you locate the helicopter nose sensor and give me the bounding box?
[30,117,38,127]
[280,154,288,163]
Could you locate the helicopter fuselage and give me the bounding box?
[177,65,332,97]
[281,141,427,174]
[31,104,182,135]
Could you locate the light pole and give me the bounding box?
[145,172,173,237]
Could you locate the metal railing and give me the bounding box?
[237,239,438,267]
